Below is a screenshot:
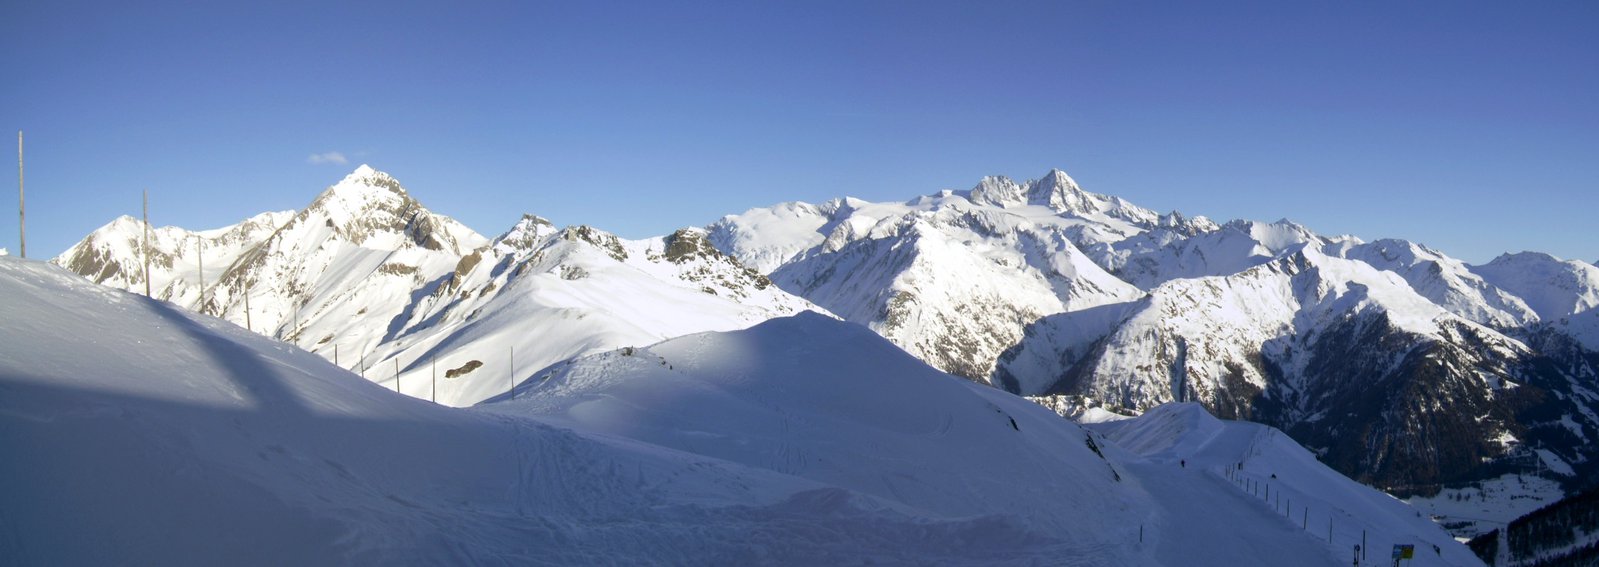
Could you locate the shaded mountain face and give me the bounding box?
[53,166,822,407]
[713,169,1599,500]
[1018,247,1599,492]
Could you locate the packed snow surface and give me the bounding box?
[1091,403,1479,566]
[0,257,1480,564]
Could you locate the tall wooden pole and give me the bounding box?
[142,189,151,297]
[17,131,24,259]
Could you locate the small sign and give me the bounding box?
[1392,544,1414,559]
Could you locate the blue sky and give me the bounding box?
[3,1,1595,264]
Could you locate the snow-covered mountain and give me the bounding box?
[1,257,1481,564]
[709,168,1599,524]
[53,165,822,406]
[57,208,294,306]
[708,169,1194,380]
[1338,239,1540,329]
[1103,218,1340,290]
[1000,245,1599,496]
[50,164,1599,534]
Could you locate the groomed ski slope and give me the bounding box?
[0,257,1475,565]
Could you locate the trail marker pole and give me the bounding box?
[395,359,401,394]
[142,189,151,297]
[195,236,204,312]
[431,355,436,403]
[17,131,24,258]
[509,346,515,400]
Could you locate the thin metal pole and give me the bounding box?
[395,359,401,394]
[143,189,151,297]
[243,284,252,331]
[334,344,339,366]
[17,131,24,258]
[431,355,437,403]
[509,346,515,400]
[195,236,205,312]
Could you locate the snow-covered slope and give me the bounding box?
[1471,252,1599,322]
[1472,252,1599,352]
[501,307,1480,566]
[368,218,822,406]
[1103,218,1338,290]
[2,257,1482,565]
[52,166,823,406]
[1339,239,1539,329]
[0,257,840,564]
[1091,403,1478,566]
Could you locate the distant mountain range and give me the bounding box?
[56,165,1599,532]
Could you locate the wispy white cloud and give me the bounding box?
[307,151,348,165]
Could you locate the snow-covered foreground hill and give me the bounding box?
[1,257,1478,565]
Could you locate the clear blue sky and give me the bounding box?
[3,1,1595,264]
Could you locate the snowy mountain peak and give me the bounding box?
[489,213,558,254]
[320,164,406,203]
[963,169,1115,217]
[1472,251,1599,320]
[1026,169,1086,211]
[966,175,1025,207]
[337,163,388,188]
